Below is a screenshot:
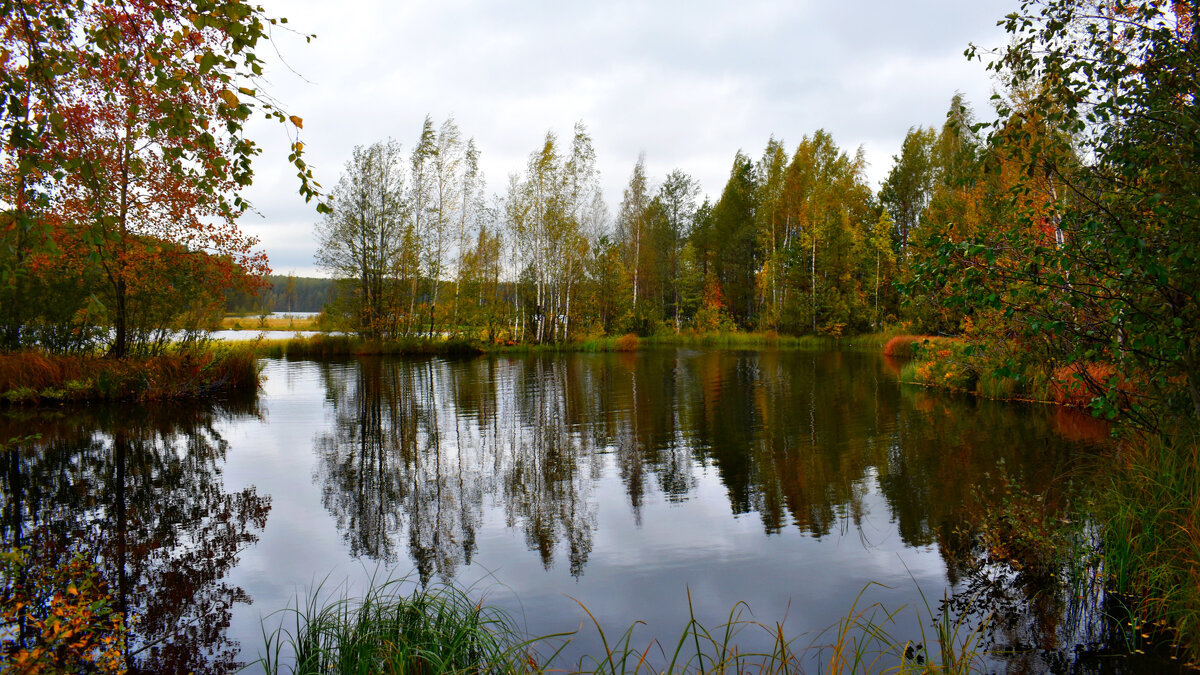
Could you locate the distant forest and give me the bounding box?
[225,276,334,314]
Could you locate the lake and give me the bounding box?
[1,348,1164,673]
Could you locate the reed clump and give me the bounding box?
[0,344,260,404]
[882,335,936,358]
[640,331,838,350]
[1098,426,1200,664]
[258,578,545,675]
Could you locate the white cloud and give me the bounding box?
[238,0,1015,275]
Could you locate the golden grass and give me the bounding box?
[220,315,320,331]
[0,347,260,404]
[882,335,932,357]
[614,333,639,352]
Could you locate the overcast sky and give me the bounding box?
[240,0,1016,277]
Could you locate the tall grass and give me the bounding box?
[1098,426,1200,664]
[257,577,553,675]
[256,578,991,674]
[0,343,260,404]
[253,331,902,359]
[256,334,483,359]
[641,332,838,350]
[818,582,988,675]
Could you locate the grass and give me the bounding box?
[1097,426,1200,665]
[648,328,908,352]
[255,334,484,359]
[221,315,321,331]
[255,577,990,674]
[0,343,260,404]
[257,576,555,675]
[819,582,988,675]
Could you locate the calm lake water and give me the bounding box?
[2,349,1167,673]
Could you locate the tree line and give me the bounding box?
[314,104,974,342]
[225,275,334,315]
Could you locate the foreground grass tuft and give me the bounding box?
[257,577,548,675]
[1099,427,1200,664]
[256,577,990,674]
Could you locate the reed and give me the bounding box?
[881,335,928,358]
[640,332,837,350]
[1098,426,1200,664]
[255,577,992,674]
[256,335,484,359]
[220,315,320,331]
[257,576,551,675]
[0,345,260,404]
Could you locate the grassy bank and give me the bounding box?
[888,335,1200,661]
[0,344,260,404]
[255,334,484,359]
[254,330,900,358]
[886,334,1097,407]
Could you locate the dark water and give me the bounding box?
[1,349,1172,672]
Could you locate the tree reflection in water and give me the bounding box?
[314,356,597,581]
[0,400,270,675]
[313,350,1096,572]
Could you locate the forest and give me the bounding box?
[225,275,333,314]
[312,117,896,342]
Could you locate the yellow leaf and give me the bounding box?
[238,86,256,96]
[289,115,303,129]
[220,90,239,107]
[294,141,303,152]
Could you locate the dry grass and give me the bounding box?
[614,333,640,352]
[221,315,320,331]
[0,347,260,404]
[882,335,935,357]
[1048,362,1116,407]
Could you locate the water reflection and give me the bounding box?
[311,350,1095,584]
[0,400,270,675]
[314,357,598,581]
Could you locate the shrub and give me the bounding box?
[882,334,929,357]
[614,333,639,352]
[0,546,127,674]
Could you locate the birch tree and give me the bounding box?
[315,140,408,338]
[426,117,463,335]
[406,115,436,334]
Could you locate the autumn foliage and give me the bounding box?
[0,546,127,674]
[2,0,317,357]
[881,334,931,357]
